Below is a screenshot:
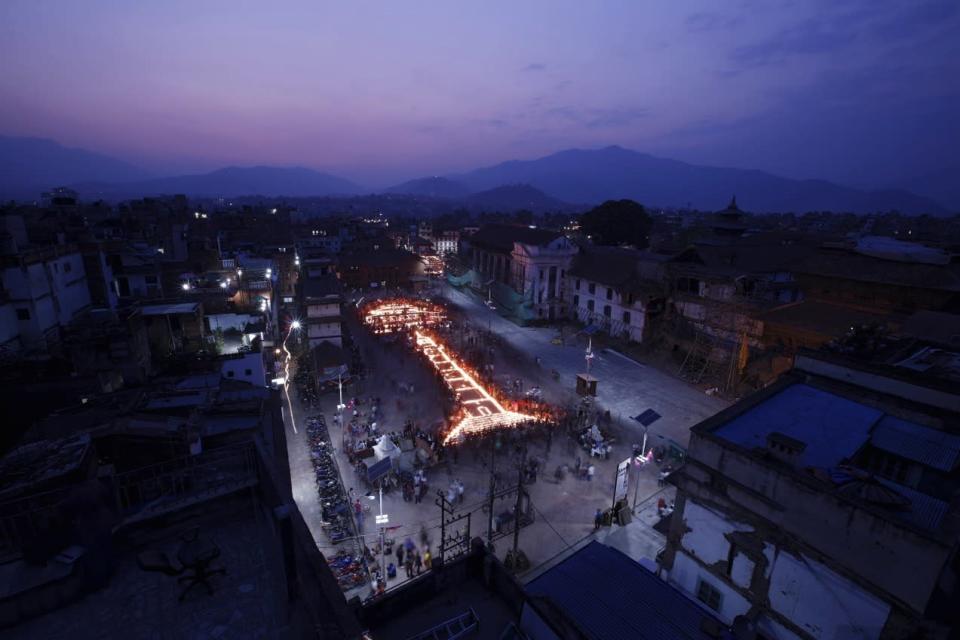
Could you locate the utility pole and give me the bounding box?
[377,479,386,583]
[511,443,527,571]
[486,435,498,549]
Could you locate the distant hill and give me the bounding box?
[450,146,946,214]
[384,176,469,198]
[0,136,148,199]
[75,166,363,199]
[465,183,571,212]
[904,165,960,212]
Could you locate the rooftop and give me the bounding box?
[794,247,960,291]
[301,273,341,299]
[702,370,960,533]
[568,245,667,293]
[338,248,420,267]
[0,434,92,502]
[5,496,287,640]
[140,301,200,316]
[525,541,726,640]
[711,382,882,469]
[468,223,562,253]
[761,299,893,338]
[900,311,960,348]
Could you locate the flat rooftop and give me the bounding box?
[6,496,286,639]
[707,379,959,532]
[140,302,200,316]
[525,541,724,639]
[712,382,882,469]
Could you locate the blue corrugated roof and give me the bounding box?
[870,416,960,472]
[874,477,950,531]
[525,542,725,640]
[712,383,881,468]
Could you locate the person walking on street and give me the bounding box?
[395,544,404,568]
[594,508,603,531]
[404,556,414,579]
[414,550,423,575]
[354,499,364,529]
[456,479,465,504]
[587,463,596,482]
[423,549,432,571]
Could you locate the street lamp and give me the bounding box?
[366,485,387,585]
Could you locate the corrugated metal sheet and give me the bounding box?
[875,478,949,532]
[870,416,960,472]
[525,541,724,640]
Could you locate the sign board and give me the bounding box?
[614,457,631,503]
[375,514,389,525]
[632,409,662,427]
[366,456,392,483]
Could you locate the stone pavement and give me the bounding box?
[440,282,728,451]
[282,292,718,590]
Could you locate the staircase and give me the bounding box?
[405,608,479,640]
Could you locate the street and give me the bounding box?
[281,288,727,595]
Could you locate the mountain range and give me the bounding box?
[0,136,953,214]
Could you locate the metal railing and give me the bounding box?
[114,442,259,523]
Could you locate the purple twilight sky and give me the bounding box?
[1,0,958,187]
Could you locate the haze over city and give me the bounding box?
[2,0,958,194]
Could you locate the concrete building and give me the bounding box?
[301,274,342,348]
[792,239,960,315]
[61,307,152,385]
[337,248,422,290]
[660,351,960,639]
[0,245,92,353]
[140,301,206,358]
[468,224,577,322]
[220,350,267,387]
[566,246,666,343]
[434,229,460,256]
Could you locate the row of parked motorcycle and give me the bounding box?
[305,415,370,590]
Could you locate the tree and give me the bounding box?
[580,200,653,249]
[579,199,651,248]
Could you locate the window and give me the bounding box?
[576,279,581,290]
[623,311,631,324]
[64,262,72,273]
[227,371,235,378]
[588,283,596,295]
[587,300,595,312]
[696,578,723,611]
[16,308,30,320]
[603,305,611,317]
[540,270,545,280]
[573,295,579,306]
[677,277,701,294]
[244,368,252,376]
[606,287,612,300]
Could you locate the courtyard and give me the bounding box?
[281,288,728,599]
